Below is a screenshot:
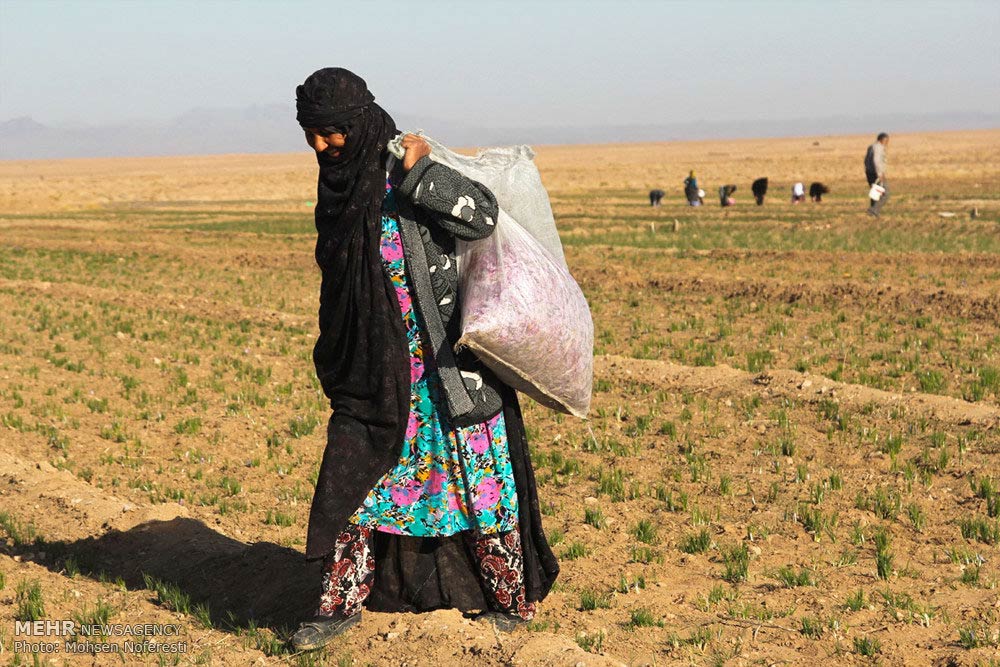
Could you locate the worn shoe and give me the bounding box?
[866,209,879,218]
[290,613,362,651]
[475,611,529,632]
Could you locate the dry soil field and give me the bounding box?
[1,129,999,667]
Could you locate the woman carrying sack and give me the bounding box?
[289,68,558,651]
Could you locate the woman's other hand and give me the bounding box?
[401,133,431,171]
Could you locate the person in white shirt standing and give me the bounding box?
[865,132,889,217]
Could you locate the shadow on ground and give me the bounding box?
[17,518,321,632]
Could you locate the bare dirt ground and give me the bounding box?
[1,129,999,666]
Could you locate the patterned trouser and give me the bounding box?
[316,524,536,620]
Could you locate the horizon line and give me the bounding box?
[2,127,998,165]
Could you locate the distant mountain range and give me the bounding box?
[2,106,997,160]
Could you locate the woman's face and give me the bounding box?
[305,128,347,157]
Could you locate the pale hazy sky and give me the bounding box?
[2,0,998,128]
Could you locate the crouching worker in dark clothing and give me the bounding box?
[719,184,736,207]
[751,178,768,205]
[290,67,559,652]
[809,182,830,202]
[649,189,665,207]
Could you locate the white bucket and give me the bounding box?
[869,183,886,201]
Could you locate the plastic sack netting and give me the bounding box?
[387,132,593,418]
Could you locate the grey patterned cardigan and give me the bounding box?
[391,154,505,426]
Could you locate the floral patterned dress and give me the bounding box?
[348,177,519,537]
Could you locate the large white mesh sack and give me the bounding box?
[387,132,593,418]
[456,208,593,418]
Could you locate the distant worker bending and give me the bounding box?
[751,178,768,205]
[791,182,805,204]
[865,132,889,217]
[809,182,829,202]
[718,184,736,207]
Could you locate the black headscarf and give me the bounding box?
[296,68,410,559]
